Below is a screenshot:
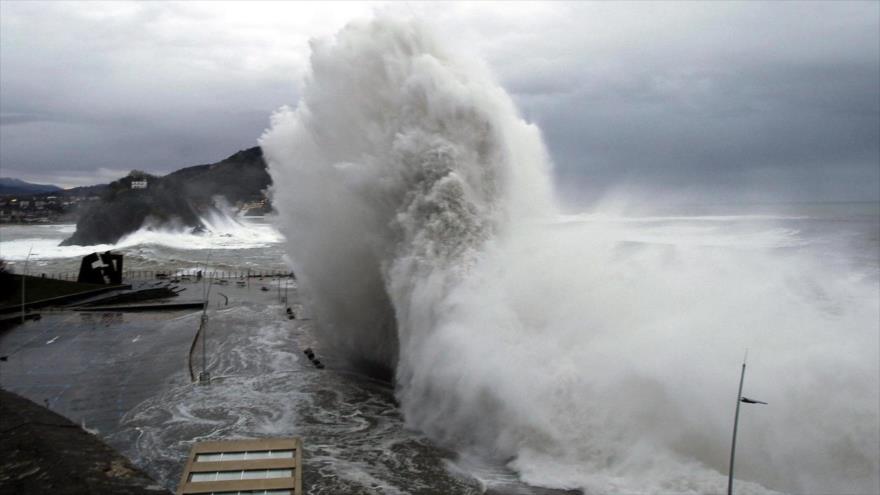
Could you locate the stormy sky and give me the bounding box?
[1,1,877,206]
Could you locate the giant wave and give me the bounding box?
[261,18,879,494]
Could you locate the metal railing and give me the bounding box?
[28,269,295,282]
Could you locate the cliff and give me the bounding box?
[61,147,269,246]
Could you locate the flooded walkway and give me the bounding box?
[0,389,170,494]
[0,279,580,494]
[0,282,486,494]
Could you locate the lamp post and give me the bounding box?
[198,249,213,385]
[199,311,209,384]
[728,353,767,495]
[21,247,33,323]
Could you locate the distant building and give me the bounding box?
[131,179,148,189]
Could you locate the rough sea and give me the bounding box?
[1,201,877,494]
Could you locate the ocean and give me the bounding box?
[1,201,877,494]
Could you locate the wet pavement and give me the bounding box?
[0,309,194,431]
[0,389,171,494]
[0,278,576,494]
[0,280,478,494]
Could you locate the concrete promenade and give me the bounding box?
[0,388,170,494]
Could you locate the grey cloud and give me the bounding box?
[1,2,297,184]
[479,3,880,206]
[534,58,878,173]
[0,112,58,126]
[0,2,877,205]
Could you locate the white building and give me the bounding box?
[131,179,148,189]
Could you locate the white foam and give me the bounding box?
[0,212,283,261]
[262,17,879,495]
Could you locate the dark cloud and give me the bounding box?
[0,2,877,204]
[527,55,879,205]
[473,2,880,206]
[0,2,302,185]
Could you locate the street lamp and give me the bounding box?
[728,352,768,495]
[21,247,34,323]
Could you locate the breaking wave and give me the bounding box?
[261,18,879,494]
[0,210,283,262]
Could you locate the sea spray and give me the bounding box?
[0,210,282,262]
[261,18,879,494]
[262,17,553,373]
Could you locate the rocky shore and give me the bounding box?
[61,147,270,246]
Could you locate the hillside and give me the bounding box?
[61,147,269,246]
[0,178,63,195]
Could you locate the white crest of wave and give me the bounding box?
[115,211,283,251]
[261,18,878,495]
[0,211,283,261]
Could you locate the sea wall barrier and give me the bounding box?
[29,269,295,282]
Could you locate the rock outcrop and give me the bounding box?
[61,147,269,246]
